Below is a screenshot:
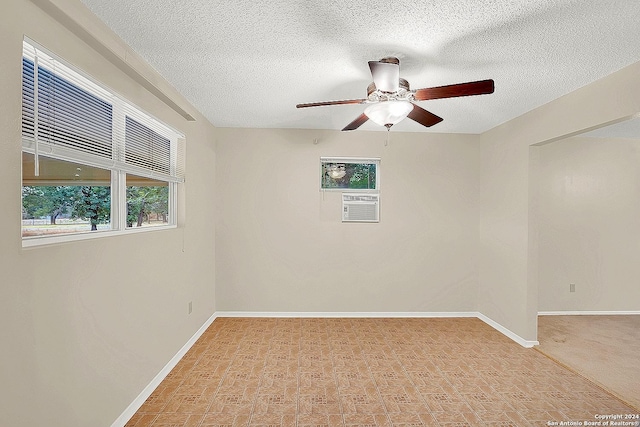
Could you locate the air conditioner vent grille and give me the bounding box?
[342,193,379,222]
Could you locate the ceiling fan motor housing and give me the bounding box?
[367,78,412,103]
[367,78,410,96]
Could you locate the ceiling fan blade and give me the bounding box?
[369,60,399,93]
[342,113,369,131]
[296,98,366,108]
[414,79,494,101]
[407,104,443,128]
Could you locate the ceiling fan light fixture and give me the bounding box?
[364,100,414,127]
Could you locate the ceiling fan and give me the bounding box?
[296,57,494,131]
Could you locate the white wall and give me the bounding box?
[537,135,640,311]
[215,129,480,313]
[478,61,640,342]
[0,1,217,426]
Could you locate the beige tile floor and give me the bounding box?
[125,318,638,426]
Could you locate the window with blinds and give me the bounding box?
[21,39,185,246]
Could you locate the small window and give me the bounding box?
[320,157,379,191]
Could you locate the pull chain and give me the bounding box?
[385,123,392,146]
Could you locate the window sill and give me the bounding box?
[22,224,177,248]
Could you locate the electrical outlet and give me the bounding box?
[570,283,576,293]
[189,301,192,314]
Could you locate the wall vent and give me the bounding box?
[342,193,379,222]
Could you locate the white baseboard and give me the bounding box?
[110,312,218,427]
[215,311,478,318]
[217,311,537,347]
[539,310,640,316]
[476,313,539,348]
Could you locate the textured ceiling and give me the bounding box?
[79,0,640,133]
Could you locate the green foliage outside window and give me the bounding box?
[321,162,377,190]
[126,186,169,228]
[22,184,169,235]
[22,185,111,235]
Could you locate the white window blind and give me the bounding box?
[125,116,171,174]
[21,57,35,141]
[21,40,185,183]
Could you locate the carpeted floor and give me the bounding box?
[126,317,637,426]
[537,314,640,411]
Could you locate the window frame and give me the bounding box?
[21,39,184,248]
[319,157,380,192]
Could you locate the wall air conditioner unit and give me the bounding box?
[342,193,379,223]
